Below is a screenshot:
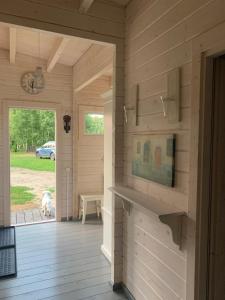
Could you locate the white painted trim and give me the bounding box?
[2,99,63,225]
[101,244,112,262]
[101,206,112,216]
[9,27,16,64]
[2,103,10,225]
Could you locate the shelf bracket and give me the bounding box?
[109,186,187,249]
[122,199,132,216]
[159,213,186,249]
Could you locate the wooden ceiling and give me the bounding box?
[0,0,129,71]
[0,23,94,71]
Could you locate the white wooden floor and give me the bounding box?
[0,222,127,300]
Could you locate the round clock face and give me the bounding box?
[21,71,45,94]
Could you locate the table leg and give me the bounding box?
[82,200,87,224]
[96,200,101,218]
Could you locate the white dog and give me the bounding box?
[42,191,53,216]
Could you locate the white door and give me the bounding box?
[76,105,104,216]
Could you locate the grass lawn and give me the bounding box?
[11,186,35,205]
[10,152,55,172]
[46,187,55,193]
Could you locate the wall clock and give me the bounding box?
[21,67,45,95]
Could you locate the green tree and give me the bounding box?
[85,113,104,135]
[10,109,55,152]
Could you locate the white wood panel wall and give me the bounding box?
[0,49,73,224]
[124,0,225,299]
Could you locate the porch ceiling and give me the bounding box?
[0,22,93,69]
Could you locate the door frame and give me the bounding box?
[0,12,123,286]
[192,24,225,300]
[2,99,63,225]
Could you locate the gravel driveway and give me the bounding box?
[11,167,56,211]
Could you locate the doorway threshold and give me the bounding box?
[13,219,56,227]
[11,208,55,226]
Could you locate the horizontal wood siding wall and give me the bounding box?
[0,50,73,224]
[124,0,225,299]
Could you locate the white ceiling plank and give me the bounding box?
[47,37,69,72]
[79,0,95,13]
[9,27,16,64]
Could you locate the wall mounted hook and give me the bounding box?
[159,68,181,123]
[123,105,135,124]
[160,96,175,118]
[124,84,140,125]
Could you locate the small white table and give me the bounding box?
[79,194,103,224]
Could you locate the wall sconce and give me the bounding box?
[159,68,181,123]
[63,115,71,133]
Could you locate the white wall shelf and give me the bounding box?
[109,185,187,248]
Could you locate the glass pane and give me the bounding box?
[84,113,104,135]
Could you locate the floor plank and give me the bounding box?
[0,222,127,300]
[10,213,16,225]
[24,210,33,223]
[16,211,25,224]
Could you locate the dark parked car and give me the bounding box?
[36,141,56,160]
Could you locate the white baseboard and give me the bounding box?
[101,244,112,263]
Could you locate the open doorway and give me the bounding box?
[0,19,119,298]
[9,108,56,225]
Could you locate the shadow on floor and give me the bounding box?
[0,222,127,300]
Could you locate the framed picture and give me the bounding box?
[132,134,176,187]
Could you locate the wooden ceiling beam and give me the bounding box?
[9,27,16,64]
[47,37,69,72]
[75,64,113,92]
[73,44,114,92]
[79,0,95,13]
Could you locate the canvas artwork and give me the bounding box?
[132,134,176,187]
